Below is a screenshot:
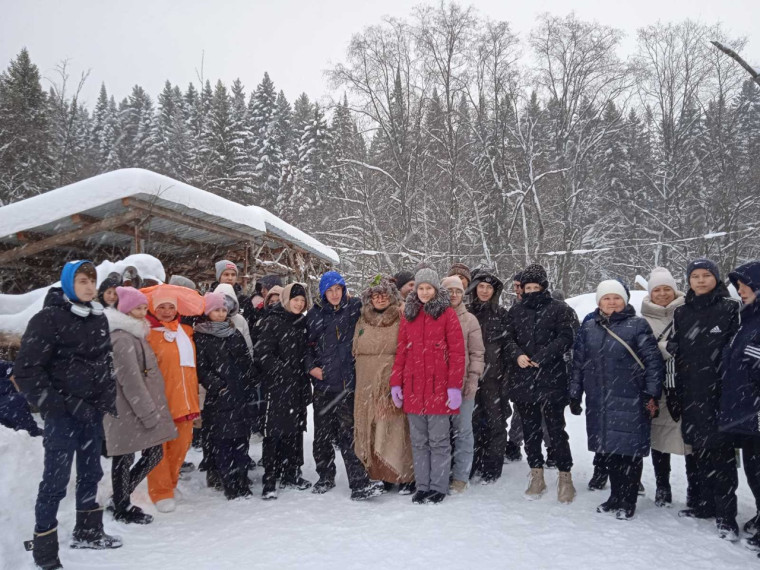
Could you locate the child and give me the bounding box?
[194,292,255,500]
[144,284,204,513]
[570,280,663,520]
[257,283,313,499]
[390,267,466,504]
[15,260,122,570]
[97,272,122,308]
[103,287,178,524]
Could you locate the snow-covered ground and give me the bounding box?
[1,407,758,569]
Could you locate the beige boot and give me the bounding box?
[557,471,577,504]
[525,468,547,500]
[450,480,468,494]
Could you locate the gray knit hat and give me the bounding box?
[169,275,197,290]
[215,259,238,281]
[414,267,440,290]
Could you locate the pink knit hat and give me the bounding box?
[116,286,148,315]
[203,292,227,315]
[441,275,465,292]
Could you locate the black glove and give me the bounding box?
[665,388,681,422]
[644,395,659,419]
[569,399,583,416]
[64,396,100,423]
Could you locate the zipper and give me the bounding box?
[180,363,191,412]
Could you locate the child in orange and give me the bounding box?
[144,285,204,513]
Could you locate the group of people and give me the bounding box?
[5,254,760,568]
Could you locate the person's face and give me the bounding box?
[155,302,178,322]
[477,282,495,302]
[267,294,280,307]
[737,281,757,306]
[220,269,237,285]
[289,296,306,314]
[513,280,523,300]
[447,287,463,308]
[417,283,436,303]
[651,285,676,307]
[261,287,270,299]
[102,287,118,306]
[129,304,148,319]
[399,281,415,299]
[523,283,541,294]
[208,307,228,322]
[74,272,96,302]
[689,269,717,296]
[599,294,626,315]
[371,292,391,310]
[325,284,343,307]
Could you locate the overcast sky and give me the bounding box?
[2,0,759,107]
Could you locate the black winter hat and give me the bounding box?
[259,275,283,290]
[513,272,523,282]
[520,264,549,290]
[290,283,306,299]
[393,270,414,290]
[98,272,122,306]
[687,258,720,283]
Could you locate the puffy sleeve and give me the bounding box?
[635,319,665,399]
[569,322,588,400]
[445,308,466,390]
[389,317,410,388]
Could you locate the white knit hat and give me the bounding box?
[596,279,629,305]
[647,267,677,294]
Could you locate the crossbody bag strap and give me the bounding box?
[601,324,645,370]
[656,321,673,343]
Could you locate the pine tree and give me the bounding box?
[155,81,190,180]
[249,72,281,209]
[229,78,253,201]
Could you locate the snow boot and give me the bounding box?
[557,471,576,504]
[350,484,381,501]
[450,480,468,494]
[262,481,278,501]
[155,498,176,513]
[110,504,153,525]
[678,507,715,520]
[716,518,740,542]
[743,533,760,552]
[206,470,223,490]
[637,481,645,496]
[70,508,123,550]
[654,485,672,507]
[280,476,313,491]
[525,468,547,500]
[180,461,195,474]
[398,482,416,495]
[744,512,760,536]
[424,491,446,504]
[504,441,522,463]
[587,467,608,491]
[412,490,434,504]
[596,497,619,514]
[26,527,62,570]
[381,481,395,493]
[312,477,336,495]
[616,502,636,521]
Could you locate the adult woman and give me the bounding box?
[353,275,415,493]
[570,280,663,520]
[640,267,696,508]
[670,259,740,541]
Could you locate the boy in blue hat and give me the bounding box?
[306,271,378,500]
[15,261,122,569]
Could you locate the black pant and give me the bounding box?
[693,444,738,521]
[111,446,163,509]
[263,433,303,485]
[312,389,369,491]
[739,436,760,512]
[209,436,250,494]
[472,378,506,478]
[516,401,572,472]
[650,449,699,495]
[597,453,642,507]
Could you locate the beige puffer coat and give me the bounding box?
[453,301,486,400]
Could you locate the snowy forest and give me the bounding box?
[1,4,759,295]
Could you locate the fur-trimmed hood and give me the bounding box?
[361,302,401,327]
[105,307,149,338]
[404,287,451,321]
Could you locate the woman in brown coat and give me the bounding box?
[353,275,415,493]
[104,287,177,524]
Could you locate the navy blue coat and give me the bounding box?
[720,261,760,437]
[14,288,116,422]
[570,305,664,457]
[306,293,362,393]
[0,361,42,436]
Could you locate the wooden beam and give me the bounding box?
[0,209,144,264]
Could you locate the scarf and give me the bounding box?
[194,319,236,339]
[154,319,196,368]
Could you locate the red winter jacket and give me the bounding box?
[390,290,466,415]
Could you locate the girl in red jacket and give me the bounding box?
[390,267,466,504]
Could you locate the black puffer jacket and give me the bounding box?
[504,290,579,404]
[195,326,255,440]
[14,288,115,421]
[669,283,740,448]
[256,303,311,436]
[468,271,509,388]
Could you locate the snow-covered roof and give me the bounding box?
[0,168,339,264]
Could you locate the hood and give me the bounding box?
[404,287,451,321]
[594,303,637,324]
[466,268,504,304]
[264,285,284,306]
[281,282,309,314]
[60,260,93,302]
[319,271,347,303]
[214,283,240,316]
[105,307,149,338]
[729,261,760,294]
[360,302,401,327]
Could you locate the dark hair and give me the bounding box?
[76,262,97,281]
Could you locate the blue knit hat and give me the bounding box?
[687,258,720,283]
[60,260,94,303]
[319,270,346,300]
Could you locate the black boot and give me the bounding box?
[588,466,608,491]
[280,472,313,491]
[596,497,619,514]
[504,441,522,463]
[744,512,760,536]
[30,527,63,570]
[111,504,153,525]
[70,508,123,550]
[311,477,336,495]
[654,484,672,507]
[616,502,636,521]
[398,482,416,495]
[206,470,223,491]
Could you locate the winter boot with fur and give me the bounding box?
[70,508,123,550]
[525,468,547,500]
[28,527,62,570]
[557,471,576,504]
[450,480,468,494]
